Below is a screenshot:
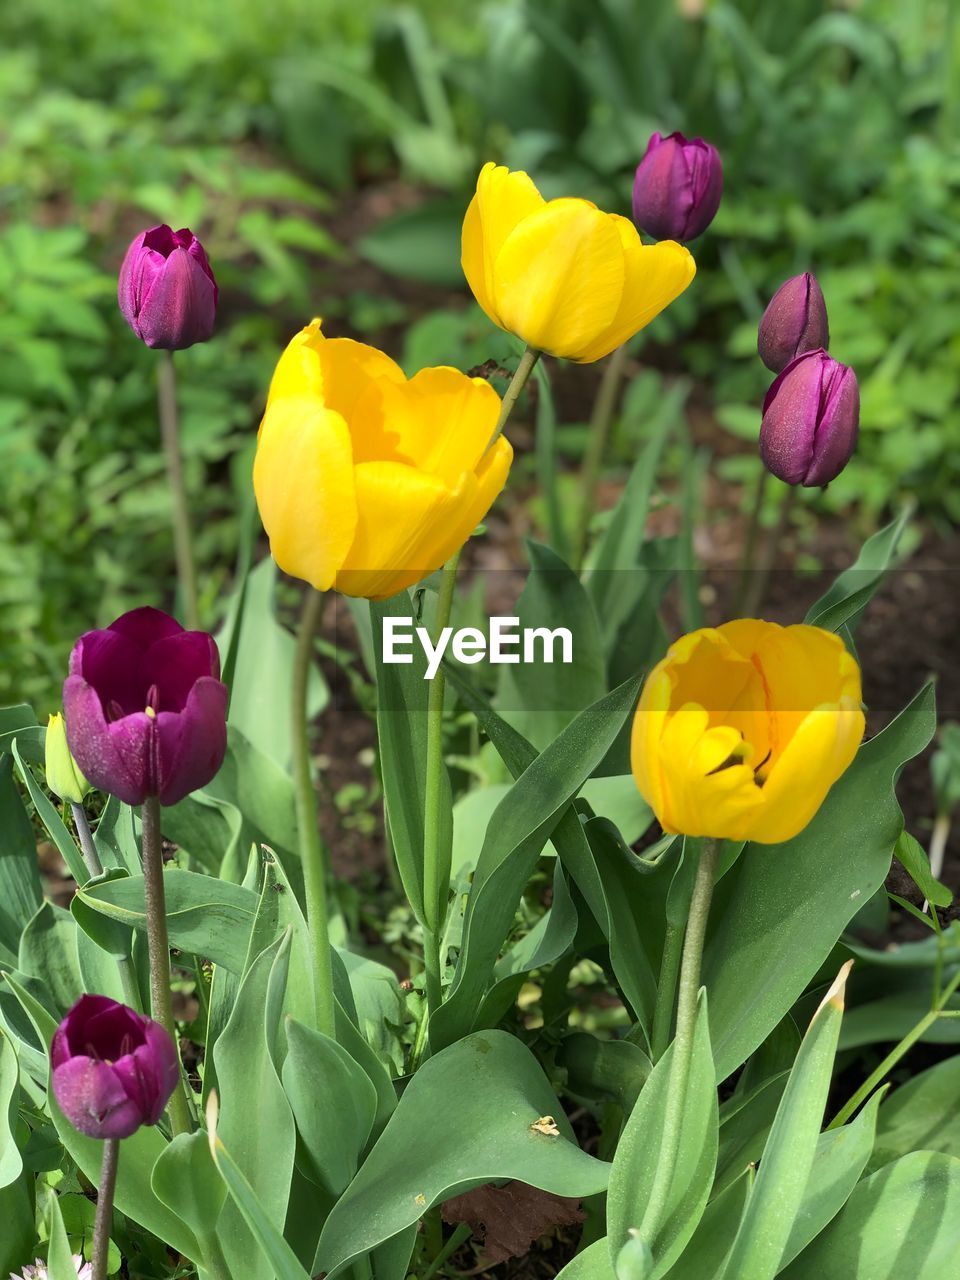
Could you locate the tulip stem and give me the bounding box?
[292,588,337,1040]
[639,836,720,1245]
[650,920,684,1061]
[735,467,769,614]
[91,1136,119,1280]
[157,351,200,630]
[419,550,462,1042]
[487,346,540,452]
[573,342,630,569]
[141,795,192,1135]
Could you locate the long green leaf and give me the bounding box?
[804,506,911,633]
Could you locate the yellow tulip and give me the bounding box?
[461,162,696,362]
[253,320,512,599]
[631,620,865,844]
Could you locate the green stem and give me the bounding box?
[90,1137,119,1280]
[573,342,629,568]
[71,802,142,1011]
[828,967,960,1129]
[739,480,797,618]
[157,351,200,629]
[734,468,769,615]
[639,837,720,1241]
[421,550,462,1024]
[292,588,336,1039]
[141,795,192,1135]
[486,346,540,453]
[650,921,684,1061]
[423,1222,472,1280]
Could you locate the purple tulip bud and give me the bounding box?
[760,349,859,487]
[51,995,179,1139]
[118,225,218,350]
[63,606,227,806]
[758,273,830,373]
[632,131,723,243]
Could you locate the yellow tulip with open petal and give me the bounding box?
[461,162,696,362]
[631,620,865,844]
[254,320,512,599]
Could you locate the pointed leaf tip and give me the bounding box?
[812,959,854,1025]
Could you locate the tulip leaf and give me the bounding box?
[714,1070,788,1197]
[702,681,935,1080]
[779,1151,960,1279]
[213,932,296,1280]
[718,966,850,1279]
[11,739,88,886]
[313,1030,610,1279]
[0,1030,22,1190]
[893,830,952,908]
[371,592,452,930]
[0,757,43,965]
[76,869,259,973]
[554,1237,615,1280]
[869,1056,960,1170]
[804,505,911,633]
[429,676,640,1052]
[496,540,607,751]
[92,796,141,876]
[606,993,717,1279]
[18,902,84,1018]
[662,1168,753,1280]
[42,1185,84,1280]
[151,1128,227,1262]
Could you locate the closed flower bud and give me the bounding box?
[254,319,513,598]
[51,995,179,1139]
[461,163,695,362]
[632,131,723,243]
[632,620,864,844]
[760,349,859,487]
[757,272,830,373]
[44,711,90,804]
[118,224,218,350]
[63,607,227,807]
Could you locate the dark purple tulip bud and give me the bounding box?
[760,349,860,487]
[758,273,830,373]
[118,224,218,350]
[63,606,227,806]
[632,131,723,243]
[51,995,179,1139]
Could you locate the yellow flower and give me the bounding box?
[631,620,865,844]
[45,711,90,804]
[461,162,696,362]
[253,320,512,599]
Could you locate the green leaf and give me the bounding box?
[870,1056,960,1170]
[11,741,87,885]
[718,965,850,1279]
[715,1072,788,1197]
[77,870,259,973]
[430,677,640,1051]
[804,506,911,633]
[779,1152,960,1279]
[893,831,952,908]
[281,1017,377,1195]
[314,1030,610,1278]
[151,1129,227,1262]
[607,994,717,1278]
[662,1170,752,1280]
[43,1187,83,1280]
[213,932,296,1280]
[557,1033,651,1114]
[357,199,465,286]
[371,593,452,929]
[0,1030,22,1190]
[555,1236,616,1280]
[18,902,83,1017]
[703,683,936,1079]
[0,756,43,964]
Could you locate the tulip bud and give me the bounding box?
[118,224,218,350]
[757,273,830,373]
[760,349,859,487]
[44,711,90,804]
[51,995,179,1139]
[632,131,723,243]
[63,606,227,806]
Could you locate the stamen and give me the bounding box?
[105,699,125,723]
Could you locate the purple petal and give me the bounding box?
[69,628,145,714]
[136,247,217,350]
[155,677,228,805]
[52,1057,144,1139]
[117,230,148,329]
[805,363,859,486]
[108,606,185,650]
[143,630,222,711]
[63,676,149,804]
[81,999,146,1058]
[759,351,824,485]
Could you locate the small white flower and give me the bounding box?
[10,1256,92,1280]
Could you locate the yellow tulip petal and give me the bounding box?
[493,198,625,358]
[377,367,502,484]
[253,397,357,590]
[658,705,764,839]
[266,319,325,407]
[425,435,513,568]
[462,163,545,327]
[631,666,672,818]
[571,220,696,362]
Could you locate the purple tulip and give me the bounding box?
[63,607,227,806]
[51,995,179,1139]
[758,273,830,373]
[117,224,218,350]
[760,349,860,487]
[632,131,723,243]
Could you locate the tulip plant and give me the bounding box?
[0,132,956,1280]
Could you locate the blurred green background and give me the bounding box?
[2,0,957,709]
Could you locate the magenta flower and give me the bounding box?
[51,996,179,1140]
[758,272,830,373]
[760,349,860,487]
[632,131,723,243]
[63,607,227,806]
[117,224,218,350]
